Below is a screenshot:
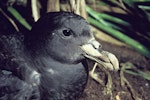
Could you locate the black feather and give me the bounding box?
[0,12,93,100]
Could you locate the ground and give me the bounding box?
[79,41,150,100]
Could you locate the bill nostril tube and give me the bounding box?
[89,40,102,50]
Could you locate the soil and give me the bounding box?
[79,41,150,100]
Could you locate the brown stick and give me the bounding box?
[47,0,60,12]
[0,8,19,32]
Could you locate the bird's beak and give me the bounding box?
[80,38,119,71]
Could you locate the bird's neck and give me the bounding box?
[32,56,87,75]
[32,56,88,99]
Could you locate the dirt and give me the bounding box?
[79,41,150,100]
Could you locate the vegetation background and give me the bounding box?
[0,0,150,100]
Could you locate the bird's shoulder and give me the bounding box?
[0,70,40,100]
[0,32,24,53]
[0,32,25,72]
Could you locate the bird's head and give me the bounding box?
[25,12,119,70]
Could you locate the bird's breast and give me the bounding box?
[39,62,88,100]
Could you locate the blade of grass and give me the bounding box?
[7,7,31,30]
[86,6,130,31]
[98,13,130,26]
[138,5,150,10]
[88,17,150,58]
[125,70,150,80]
[0,8,19,32]
[86,6,130,26]
[121,62,150,80]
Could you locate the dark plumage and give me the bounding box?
[0,12,92,100]
[0,12,119,100]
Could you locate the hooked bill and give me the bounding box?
[80,39,119,71]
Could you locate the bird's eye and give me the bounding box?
[62,29,72,37]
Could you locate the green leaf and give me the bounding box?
[88,17,150,58]
[122,62,150,80]
[7,7,31,30]
[86,6,130,26]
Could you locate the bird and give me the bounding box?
[0,12,119,100]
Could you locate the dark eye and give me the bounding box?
[62,29,72,37]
